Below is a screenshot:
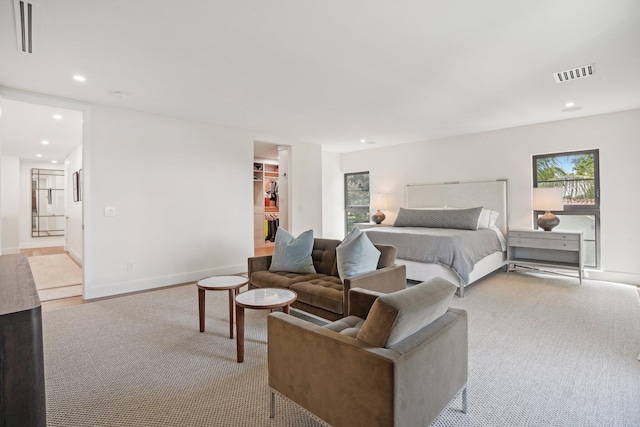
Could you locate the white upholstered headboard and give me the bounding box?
[405,180,509,236]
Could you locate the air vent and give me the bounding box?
[553,64,595,83]
[13,0,36,53]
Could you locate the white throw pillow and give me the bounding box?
[269,228,316,273]
[336,228,381,281]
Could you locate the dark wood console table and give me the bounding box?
[0,254,46,426]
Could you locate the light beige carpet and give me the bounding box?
[28,253,82,293]
[42,272,640,426]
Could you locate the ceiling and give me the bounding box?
[1,0,639,154]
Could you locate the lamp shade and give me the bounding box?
[533,188,563,211]
[370,193,388,210]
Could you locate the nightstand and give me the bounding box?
[354,223,391,230]
[507,229,584,283]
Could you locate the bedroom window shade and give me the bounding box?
[344,171,370,233]
[533,149,600,268]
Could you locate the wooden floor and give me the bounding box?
[33,245,275,312]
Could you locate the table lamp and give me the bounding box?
[370,193,388,224]
[533,187,563,231]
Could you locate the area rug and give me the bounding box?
[42,273,640,426]
[28,253,82,290]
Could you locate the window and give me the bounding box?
[533,150,600,268]
[344,172,370,233]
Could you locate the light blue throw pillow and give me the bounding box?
[336,228,381,281]
[269,228,316,273]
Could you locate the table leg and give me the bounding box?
[227,289,234,339]
[283,304,290,315]
[198,287,205,332]
[236,305,245,363]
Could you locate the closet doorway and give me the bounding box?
[253,141,289,256]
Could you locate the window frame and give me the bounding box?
[344,171,370,234]
[532,149,600,268]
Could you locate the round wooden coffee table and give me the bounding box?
[197,275,248,339]
[234,288,297,363]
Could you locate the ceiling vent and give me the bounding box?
[553,64,596,83]
[13,0,37,53]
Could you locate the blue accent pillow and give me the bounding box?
[336,228,381,281]
[269,228,316,273]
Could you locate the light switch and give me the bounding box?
[104,207,116,217]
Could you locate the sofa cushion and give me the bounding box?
[356,278,457,348]
[251,271,328,289]
[290,277,344,315]
[269,229,316,273]
[311,238,341,276]
[336,228,381,281]
[323,315,366,338]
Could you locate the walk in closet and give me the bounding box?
[253,160,279,249]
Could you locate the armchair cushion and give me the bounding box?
[357,278,457,348]
[269,229,316,273]
[323,316,366,338]
[336,228,381,281]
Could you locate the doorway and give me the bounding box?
[253,141,289,256]
[0,94,85,301]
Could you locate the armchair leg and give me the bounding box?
[461,386,468,414]
[270,391,275,418]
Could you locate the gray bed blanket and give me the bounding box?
[364,227,503,285]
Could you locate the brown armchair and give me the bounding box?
[267,277,468,427]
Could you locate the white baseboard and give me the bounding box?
[585,269,640,286]
[66,248,83,266]
[1,247,21,255]
[83,263,247,300]
[20,240,66,249]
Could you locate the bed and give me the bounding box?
[363,180,508,297]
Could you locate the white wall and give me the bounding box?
[65,145,83,264]
[84,106,324,299]
[1,156,20,254]
[336,109,640,284]
[322,151,344,239]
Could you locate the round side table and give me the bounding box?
[234,288,297,363]
[197,275,248,339]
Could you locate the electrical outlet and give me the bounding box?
[126,262,134,272]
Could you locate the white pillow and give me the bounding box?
[336,228,381,281]
[477,209,499,229]
[269,228,316,273]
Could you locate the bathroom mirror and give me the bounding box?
[31,168,65,237]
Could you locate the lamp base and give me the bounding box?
[371,210,386,225]
[537,211,560,231]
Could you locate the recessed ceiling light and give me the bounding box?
[111,91,129,99]
[53,114,63,120]
[73,74,86,82]
[41,140,49,145]
[36,154,42,158]
[562,105,583,113]
[51,160,57,164]
[565,102,575,108]
[360,139,366,143]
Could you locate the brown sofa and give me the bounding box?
[247,238,406,321]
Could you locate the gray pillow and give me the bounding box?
[393,207,483,230]
[356,278,457,348]
[269,229,316,273]
[336,228,381,281]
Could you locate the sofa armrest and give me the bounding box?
[268,312,398,426]
[342,264,406,315]
[247,255,272,281]
[347,288,384,319]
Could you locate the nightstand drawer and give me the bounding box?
[509,231,580,241]
[509,237,580,251]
